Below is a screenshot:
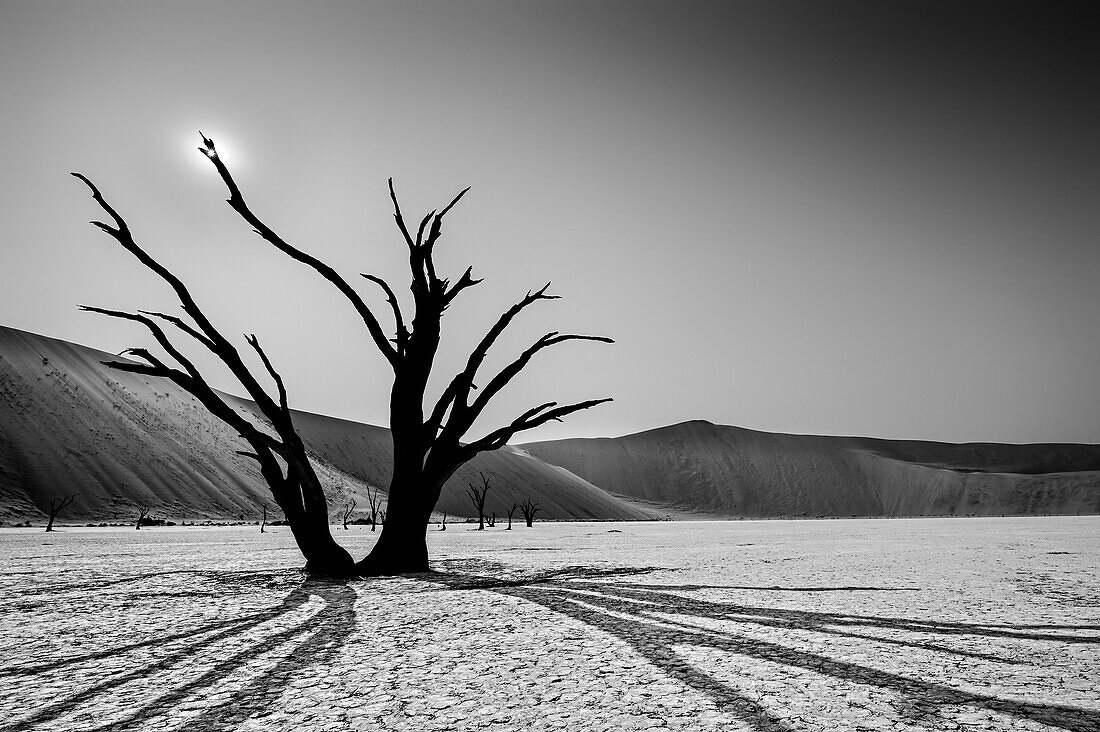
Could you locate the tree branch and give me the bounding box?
[468,332,614,422]
[199,135,398,368]
[245,334,289,417]
[465,397,613,453]
[428,283,560,435]
[72,173,288,423]
[361,273,408,353]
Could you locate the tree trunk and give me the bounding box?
[45,515,56,532]
[355,474,437,575]
[288,521,357,577]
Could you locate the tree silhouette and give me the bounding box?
[340,501,355,531]
[520,498,540,527]
[44,495,76,532]
[197,134,611,574]
[506,501,519,530]
[74,134,610,576]
[135,506,150,530]
[465,474,491,531]
[365,486,384,532]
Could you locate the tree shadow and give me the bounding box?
[430,565,1100,732]
[1,574,358,732]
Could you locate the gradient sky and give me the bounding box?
[1,1,1097,444]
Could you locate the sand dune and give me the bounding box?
[521,420,1100,517]
[0,325,651,524]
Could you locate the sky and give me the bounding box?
[1,1,1097,444]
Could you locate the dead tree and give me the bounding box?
[341,501,355,530]
[45,495,76,532]
[73,173,355,576]
[260,503,267,533]
[506,501,519,530]
[366,486,384,532]
[488,512,496,528]
[196,135,611,573]
[466,474,490,530]
[135,506,150,530]
[439,512,447,531]
[520,498,540,528]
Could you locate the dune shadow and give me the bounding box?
[1,573,358,732]
[429,565,1100,732]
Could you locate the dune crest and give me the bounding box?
[521,420,1100,517]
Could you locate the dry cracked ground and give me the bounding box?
[0,518,1097,732]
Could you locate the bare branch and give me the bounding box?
[79,305,203,381]
[466,397,613,453]
[361,273,408,352]
[199,136,398,368]
[427,283,560,435]
[424,187,470,251]
[443,266,483,306]
[138,310,216,351]
[72,175,288,421]
[469,332,614,421]
[387,177,416,251]
[81,307,281,453]
[245,334,289,416]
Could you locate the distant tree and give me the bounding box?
[466,474,491,531]
[488,512,496,528]
[506,501,519,530]
[135,506,150,530]
[341,501,355,531]
[365,486,384,533]
[45,495,76,532]
[439,512,447,531]
[520,498,540,528]
[259,503,268,533]
[74,134,611,576]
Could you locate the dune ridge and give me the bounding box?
[521,420,1100,517]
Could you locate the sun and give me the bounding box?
[183,128,243,172]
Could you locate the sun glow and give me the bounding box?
[182,129,243,172]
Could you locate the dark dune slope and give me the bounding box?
[522,420,1100,517]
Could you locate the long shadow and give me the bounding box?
[430,566,1100,732]
[1,574,359,732]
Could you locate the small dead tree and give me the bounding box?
[439,512,447,531]
[260,503,267,533]
[45,495,77,532]
[341,501,355,530]
[378,509,387,526]
[506,501,519,530]
[366,486,384,532]
[488,512,496,528]
[466,474,490,530]
[520,498,540,528]
[135,506,150,530]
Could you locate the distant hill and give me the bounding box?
[0,325,652,524]
[521,420,1100,517]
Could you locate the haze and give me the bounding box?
[1,1,1097,444]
